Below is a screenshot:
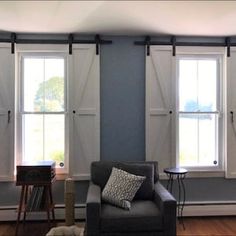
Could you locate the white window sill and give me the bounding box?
[55,173,69,180]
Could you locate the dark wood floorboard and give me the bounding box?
[1,217,236,236]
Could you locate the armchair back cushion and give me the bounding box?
[91,161,158,200]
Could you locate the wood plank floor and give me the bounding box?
[178,216,236,235]
[0,221,85,236]
[1,217,236,236]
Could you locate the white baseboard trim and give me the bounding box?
[1,201,236,221]
[183,201,236,217]
[0,204,86,221]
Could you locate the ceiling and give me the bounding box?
[0,1,236,36]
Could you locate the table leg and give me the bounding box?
[49,185,55,221]
[170,175,174,193]
[177,176,182,218]
[44,186,51,226]
[167,174,171,190]
[23,186,29,224]
[178,174,186,229]
[180,174,186,224]
[15,185,26,236]
[166,174,174,194]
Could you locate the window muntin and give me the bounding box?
[20,55,67,169]
[177,56,222,169]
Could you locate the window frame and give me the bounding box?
[16,52,69,174]
[175,49,225,172]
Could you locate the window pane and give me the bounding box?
[23,114,65,167]
[179,59,217,112]
[179,60,198,111]
[23,57,65,112]
[44,115,65,167]
[44,59,65,112]
[23,58,44,112]
[23,114,44,162]
[179,114,217,167]
[198,60,217,111]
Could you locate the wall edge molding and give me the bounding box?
[1,202,236,220]
[0,204,86,221]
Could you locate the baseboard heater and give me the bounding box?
[0,204,86,221]
[183,201,236,217]
[1,201,236,221]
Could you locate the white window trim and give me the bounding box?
[175,47,226,173]
[15,45,69,175]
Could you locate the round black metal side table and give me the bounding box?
[164,167,188,229]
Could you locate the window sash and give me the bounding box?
[177,56,221,114]
[178,113,219,168]
[20,54,67,114]
[18,53,68,173]
[176,54,223,171]
[22,113,65,166]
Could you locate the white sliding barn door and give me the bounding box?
[146,46,174,176]
[226,48,236,178]
[69,45,100,180]
[0,44,14,181]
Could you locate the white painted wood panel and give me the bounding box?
[146,46,174,174]
[226,48,236,178]
[69,45,100,179]
[0,44,14,181]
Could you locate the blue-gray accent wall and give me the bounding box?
[2,36,236,206]
[100,36,145,161]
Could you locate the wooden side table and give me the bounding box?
[164,167,188,229]
[15,161,56,236]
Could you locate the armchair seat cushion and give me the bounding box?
[100,200,163,233]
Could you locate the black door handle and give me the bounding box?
[8,110,11,123]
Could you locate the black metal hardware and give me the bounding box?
[0,33,112,47]
[73,38,112,45]
[15,39,69,44]
[213,160,217,165]
[11,33,16,54]
[146,36,151,56]
[68,34,73,55]
[230,111,234,123]
[226,37,231,57]
[169,110,172,114]
[8,110,11,123]
[134,36,233,49]
[135,40,229,47]
[171,36,176,56]
[95,34,100,55]
[73,110,76,114]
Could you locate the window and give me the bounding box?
[18,54,67,171]
[177,55,224,170]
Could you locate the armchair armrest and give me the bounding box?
[154,182,177,236]
[86,181,101,236]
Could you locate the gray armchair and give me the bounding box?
[85,161,176,236]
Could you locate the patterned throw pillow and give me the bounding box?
[102,167,146,210]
